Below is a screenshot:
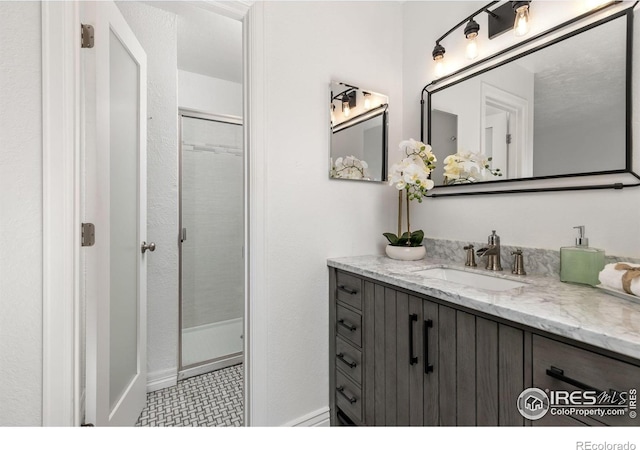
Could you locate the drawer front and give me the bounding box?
[336,370,363,423]
[532,335,640,426]
[336,271,362,310]
[335,336,362,385]
[336,305,362,347]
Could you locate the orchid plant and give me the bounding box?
[330,155,371,180]
[443,151,501,185]
[383,139,436,247]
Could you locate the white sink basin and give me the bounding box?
[412,267,526,292]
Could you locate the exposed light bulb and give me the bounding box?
[466,35,478,60]
[514,5,530,37]
[584,0,610,10]
[363,94,371,110]
[435,59,445,78]
[463,18,480,61]
[342,93,351,117]
[432,43,446,79]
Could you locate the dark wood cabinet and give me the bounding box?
[330,269,526,426]
[329,268,640,427]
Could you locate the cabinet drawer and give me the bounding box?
[336,271,362,310]
[336,370,363,423]
[336,336,362,385]
[336,305,362,347]
[532,335,640,426]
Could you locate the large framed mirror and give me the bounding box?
[422,6,640,196]
[330,81,389,182]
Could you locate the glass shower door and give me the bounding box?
[179,112,244,371]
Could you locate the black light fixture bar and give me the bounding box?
[488,2,522,39]
[434,1,500,45]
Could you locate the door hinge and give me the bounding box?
[81,223,95,247]
[81,24,94,49]
[506,133,512,145]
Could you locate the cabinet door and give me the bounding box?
[363,284,440,426]
[439,310,525,426]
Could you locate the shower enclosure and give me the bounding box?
[179,110,244,378]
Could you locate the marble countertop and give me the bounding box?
[327,255,640,361]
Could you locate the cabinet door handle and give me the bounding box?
[336,386,357,404]
[338,285,358,295]
[338,319,357,332]
[409,313,418,365]
[336,352,357,369]
[545,366,602,394]
[423,319,434,374]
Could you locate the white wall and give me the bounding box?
[403,1,640,258]
[252,1,403,425]
[178,69,242,117]
[115,2,180,385]
[0,1,43,426]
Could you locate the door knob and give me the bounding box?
[141,241,156,254]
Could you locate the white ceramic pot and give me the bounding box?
[385,244,426,261]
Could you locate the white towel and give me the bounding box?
[598,262,640,297]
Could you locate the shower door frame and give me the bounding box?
[178,108,244,379]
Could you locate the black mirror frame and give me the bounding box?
[420,4,640,197]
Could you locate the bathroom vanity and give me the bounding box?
[328,255,640,427]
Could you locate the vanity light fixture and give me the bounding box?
[363,92,372,110]
[331,83,358,118]
[513,1,531,37]
[431,2,539,77]
[432,43,446,77]
[464,18,480,59]
[487,1,532,39]
[342,93,351,117]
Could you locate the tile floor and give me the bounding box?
[135,364,243,427]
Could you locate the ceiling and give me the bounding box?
[146,1,243,84]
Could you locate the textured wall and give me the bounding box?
[115,2,180,383]
[0,1,43,426]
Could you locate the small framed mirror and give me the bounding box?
[330,81,389,182]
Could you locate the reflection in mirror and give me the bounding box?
[330,81,389,181]
[427,12,628,187]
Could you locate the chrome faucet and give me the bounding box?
[476,230,502,271]
[463,244,477,267]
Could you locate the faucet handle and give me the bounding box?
[464,244,477,267]
[511,249,526,275]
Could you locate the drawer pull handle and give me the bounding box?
[338,319,357,332]
[424,319,434,374]
[545,366,602,394]
[409,314,418,365]
[336,352,357,368]
[336,386,357,404]
[338,285,358,295]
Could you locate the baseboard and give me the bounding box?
[147,367,178,393]
[282,407,331,427]
[178,354,243,381]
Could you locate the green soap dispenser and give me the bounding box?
[560,225,605,286]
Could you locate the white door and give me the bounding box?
[82,1,149,426]
[484,110,508,179]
